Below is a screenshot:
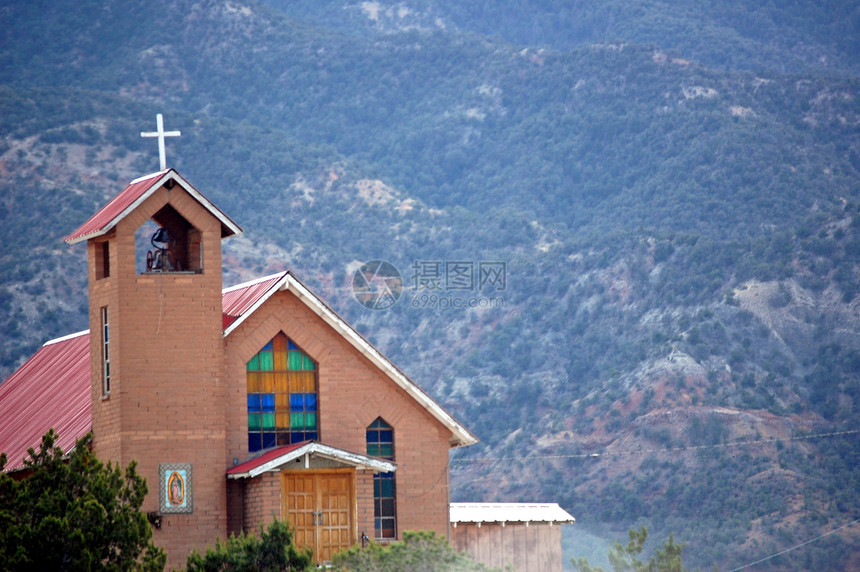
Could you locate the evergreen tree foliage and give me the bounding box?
[572,526,687,572]
[185,519,312,572]
[331,530,499,572]
[0,429,166,571]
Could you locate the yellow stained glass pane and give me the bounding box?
[260,372,275,393]
[247,372,261,393]
[276,393,289,410]
[274,372,288,393]
[276,413,290,430]
[300,372,316,392]
[274,348,287,371]
[288,372,303,393]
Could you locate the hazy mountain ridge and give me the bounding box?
[2,0,860,569]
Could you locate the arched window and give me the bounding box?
[366,418,396,539]
[247,332,318,452]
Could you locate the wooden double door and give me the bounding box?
[282,469,355,563]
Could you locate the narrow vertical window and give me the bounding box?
[367,418,396,539]
[101,306,110,395]
[96,241,110,279]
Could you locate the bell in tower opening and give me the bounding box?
[146,227,181,272]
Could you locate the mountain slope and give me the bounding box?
[1,0,859,569]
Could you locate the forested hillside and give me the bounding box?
[1,1,859,569]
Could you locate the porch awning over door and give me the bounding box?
[226,441,396,479]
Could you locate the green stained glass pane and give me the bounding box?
[379,479,394,497]
[379,444,393,458]
[262,413,275,430]
[248,413,261,431]
[305,412,317,429]
[288,350,303,370]
[367,444,380,457]
[259,351,274,371]
[302,355,315,370]
[291,413,304,429]
[247,355,260,371]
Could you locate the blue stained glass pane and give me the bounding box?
[366,430,375,443]
[288,340,298,350]
[306,432,318,441]
[249,434,262,452]
[261,394,275,412]
[379,430,393,443]
[289,433,303,444]
[262,432,276,449]
[247,394,261,411]
[262,341,274,351]
[290,394,303,412]
[304,393,317,410]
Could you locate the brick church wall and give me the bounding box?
[222,289,454,539]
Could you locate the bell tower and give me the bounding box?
[65,169,241,564]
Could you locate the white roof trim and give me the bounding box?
[66,170,242,244]
[450,503,575,524]
[223,271,478,447]
[43,330,90,346]
[227,442,396,479]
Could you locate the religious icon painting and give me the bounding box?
[158,463,193,514]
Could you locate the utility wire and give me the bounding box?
[727,518,860,571]
[450,428,860,466]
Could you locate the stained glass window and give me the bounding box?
[247,333,318,452]
[367,418,396,539]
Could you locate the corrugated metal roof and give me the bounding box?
[221,272,286,325]
[450,503,575,524]
[64,170,242,244]
[0,331,91,472]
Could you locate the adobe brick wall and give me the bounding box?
[222,289,454,541]
[243,471,283,531]
[86,184,228,570]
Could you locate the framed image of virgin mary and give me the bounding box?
[158,463,193,514]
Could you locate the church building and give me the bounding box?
[0,167,477,568]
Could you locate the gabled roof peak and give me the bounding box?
[65,169,242,245]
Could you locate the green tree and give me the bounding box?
[332,530,500,572]
[572,526,687,572]
[0,430,166,571]
[185,519,312,572]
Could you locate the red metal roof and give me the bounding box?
[226,442,308,476]
[64,170,242,244]
[221,272,286,326]
[65,171,166,244]
[0,331,91,472]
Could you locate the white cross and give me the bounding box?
[141,114,181,171]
